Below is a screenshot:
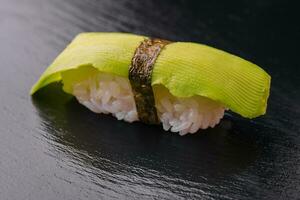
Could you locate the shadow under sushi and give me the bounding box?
[32,83,262,188]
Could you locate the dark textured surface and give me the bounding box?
[0,0,299,199]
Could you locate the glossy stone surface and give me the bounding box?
[0,0,299,199]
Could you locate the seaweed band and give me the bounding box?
[129,38,172,124]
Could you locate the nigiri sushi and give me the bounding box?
[31,32,271,135]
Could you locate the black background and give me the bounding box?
[0,0,299,199]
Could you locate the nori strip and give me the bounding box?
[129,38,171,124]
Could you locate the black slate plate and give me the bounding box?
[0,0,299,199]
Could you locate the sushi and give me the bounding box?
[31,32,271,135]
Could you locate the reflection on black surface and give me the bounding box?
[32,83,260,185]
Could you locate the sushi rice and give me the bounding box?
[72,72,225,135]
